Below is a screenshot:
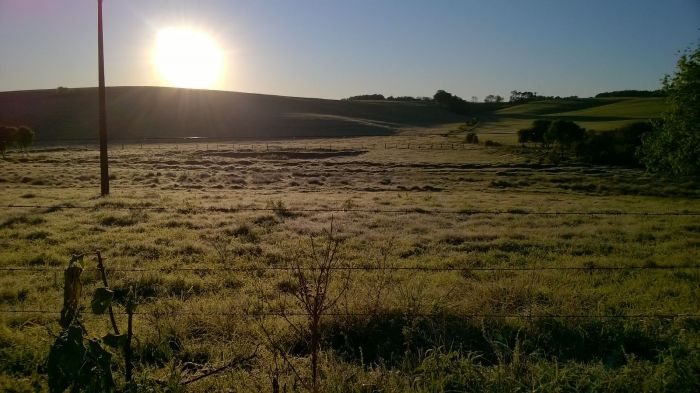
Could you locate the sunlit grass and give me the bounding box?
[0,134,698,391]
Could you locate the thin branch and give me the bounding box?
[180,345,260,386]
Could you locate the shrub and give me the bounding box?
[466,133,479,144]
[639,45,700,175]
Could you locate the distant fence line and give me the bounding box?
[30,140,477,152]
[33,133,466,144]
[27,134,489,152]
[1,264,698,273]
[1,309,698,320]
[3,204,699,216]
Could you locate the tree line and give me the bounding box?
[0,125,35,158]
[345,94,432,102]
[345,92,506,105]
[595,90,665,98]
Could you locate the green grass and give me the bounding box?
[0,134,698,392]
[494,98,613,116]
[479,97,667,136]
[551,98,667,120]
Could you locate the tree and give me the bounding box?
[484,94,496,103]
[545,120,585,156]
[639,46,700,175]
[509,90,537,102]
[433,90,454,106]
[433,90,471,115]
[0,126,18,158]
[15,126,35,154]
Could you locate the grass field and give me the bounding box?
[1,129,698,391]
[481,97,668,141]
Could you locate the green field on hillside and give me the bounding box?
[551,97,667,119]
[479,97,667,140]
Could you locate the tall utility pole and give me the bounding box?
[98,0,109,195]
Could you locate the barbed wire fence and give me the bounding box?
[1,201,699,320]
[1,187,699,391]
[3,203,699,216]
[24,135,492,152]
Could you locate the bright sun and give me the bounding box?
[154,27,224,89]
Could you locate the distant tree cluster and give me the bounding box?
[0,125,35,158]
[484,94,504,103]
[595,90,665,98]
[509,91,539,102]
[518,119,652,166]
[509,91,580,102]
[580,122,653,165]
[386,96,432,102]
[345,94,386,101]
[518,119,586,158]
[345,94,432,102]
[433,90,472,115]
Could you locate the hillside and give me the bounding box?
[0,87,466,141]
[493,98,612,116]
[549,97,666,119]
[486,97,666,132]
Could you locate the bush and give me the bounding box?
[639,46,700,175]
[466,133,479,144]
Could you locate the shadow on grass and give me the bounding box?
[319,311,673,369]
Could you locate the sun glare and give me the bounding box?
[154,27,224,89]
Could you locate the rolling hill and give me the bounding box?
[0,87,466,141]
[489,97,666,132]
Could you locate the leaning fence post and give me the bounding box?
[96,251,120,335]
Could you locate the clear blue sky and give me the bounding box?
[0,0,698,100]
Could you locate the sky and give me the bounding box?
[0,0,698,100]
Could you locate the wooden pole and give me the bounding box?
[98,0,110,195]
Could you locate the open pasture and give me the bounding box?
[1,133,699,392]
[481,97,668,139]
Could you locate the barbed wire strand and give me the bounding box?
[2,204,699,216]
[0,265,698,273]
[1,309,698,319]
